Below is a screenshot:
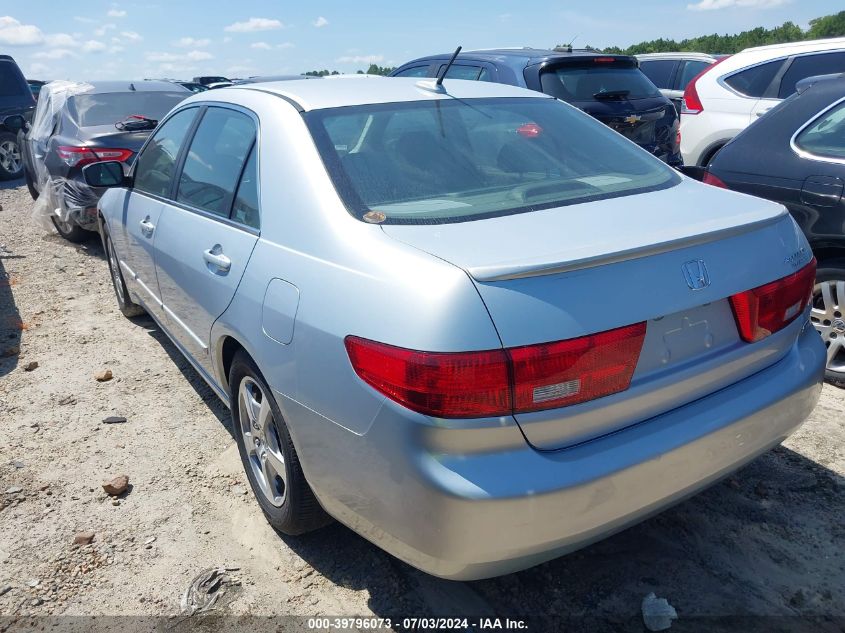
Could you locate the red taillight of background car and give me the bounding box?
[730,259,816,343]
[345,322,647,419]
[682,56,729,115]
[516,123,543,138]
[56,146,133,168]
[702,171,728,188]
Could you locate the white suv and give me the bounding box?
[680,37,845,166]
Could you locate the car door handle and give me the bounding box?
[139,218,155,237]
[203,247,231,273]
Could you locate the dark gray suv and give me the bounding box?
[392,48,682,167]
[0,55,35,180]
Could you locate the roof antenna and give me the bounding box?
[436,46,462,86]
[129,82,136,91]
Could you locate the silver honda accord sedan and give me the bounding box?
[85,76,826,580]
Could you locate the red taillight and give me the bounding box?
[345,322,646,419]
[56,146,133,168]
[516,123,542,138]
[682,56,728,115]
[593,57,617,63]
[344,337,511,418]
[729,259,816,343]
[702,171,728,188]
[509,323,646,413]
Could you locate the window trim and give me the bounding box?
[775,50,845,100]
[132,101,262,235]
[790,95,845,166]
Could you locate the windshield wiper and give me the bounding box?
[593,90,630,100]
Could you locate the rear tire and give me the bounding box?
[810,260,845,388]
[103,229,145,318]
[51,215,90,243]
[24,165,39,200]
[229,351,331,535]
[0,131,23,180]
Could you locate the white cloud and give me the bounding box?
[174,37,210,48]
[29,61,49,75]
[251,41,272,50]
[120,30,142,42]
[224,17,283,33]
[108,45,125,53]
[223,36,232,43]
[107,9,127,17]
[313,16,328,28]
[94,23,116,37]
[687,0,788,10]
[46,32,77,47]
[277,42,294,49]
[74,16,95,23]
[337,54,384,64]
[34,48,76,60]
[147,49,212,63]
[82,39,107,52]
[0,16,44,46]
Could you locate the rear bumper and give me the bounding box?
[283,323,825,580]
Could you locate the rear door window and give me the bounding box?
[0,60,27,98]
[393,66,431,78]
[795,101,845,161]
[638,60,677,90]
[677,60,711,90]
[134,107,197,198]
[778,52,845,99]
[540,61,661,101]
[723,60,783,98]
[231,146,260,229]
[176,107,256,217]
[436,64,492,81]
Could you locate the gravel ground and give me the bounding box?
[0,180,844,633]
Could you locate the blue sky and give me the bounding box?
[0,0,836,80]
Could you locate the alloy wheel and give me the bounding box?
[811,279,845,375]
[0,140,21,174]
[238,377,286,506]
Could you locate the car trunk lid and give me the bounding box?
[382,179,812,449]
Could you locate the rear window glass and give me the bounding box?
[778,52,845,99]
[540,63,661,101]
[723,60,783,98]
[0,61,26,97]
[638,60,676,90]
[678,60,711,90]
[306,97,679,225]
[66,91,188,127]
[795,100,845,160]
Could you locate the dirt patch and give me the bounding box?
[0,181,843,631]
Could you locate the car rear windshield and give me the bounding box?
[0,61,27,98]
[66,91,188,127]
[540,61,661,101]
[306,97,679,224]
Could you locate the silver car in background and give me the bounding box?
[86,77,825,580]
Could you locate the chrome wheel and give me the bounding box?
[238,377,286,507]
[811,279,845,375]
[106,237,125,304]
[0,140,21,174]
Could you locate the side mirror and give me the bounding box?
[3,114,27,133]
[83,161,125,188]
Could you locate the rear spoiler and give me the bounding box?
[796,73,845,95]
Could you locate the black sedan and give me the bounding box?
[12,80,189,242]
[704,73,845,385]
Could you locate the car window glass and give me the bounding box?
[307,97,678,224]
[66,91,188,127]
[639,60,676,89]
[176,108,256,217]
[778,52,845,99]
[678,61,710,90]
[393,66,429,78]
[133,107,196,198]
[796,101,845,160]
[231,146,259,229]
[437,64,489,81]
[723,60,782,98]
[540,64,661,101]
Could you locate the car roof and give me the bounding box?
[400,48,634,69]
[739,36,845,55]
[210,75,552,112]
[81,80,189,93]
[234,75,320,85]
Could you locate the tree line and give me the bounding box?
[601,10,845,55]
